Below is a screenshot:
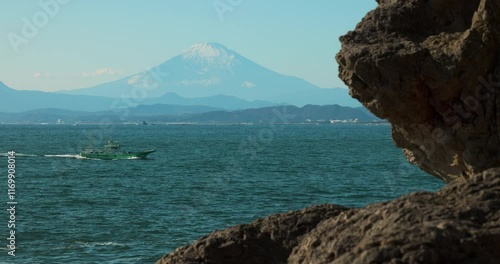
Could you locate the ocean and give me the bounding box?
[0,123,444,263]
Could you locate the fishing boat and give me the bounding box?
[80,134,156,160]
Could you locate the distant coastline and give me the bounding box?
[0,104,381,125]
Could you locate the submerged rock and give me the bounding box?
[337,0,500,182]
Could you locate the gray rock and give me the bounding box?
[156,205,349,264]
[289,168,500,263]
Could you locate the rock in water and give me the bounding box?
[156,205,349,264]
[289,169,500,264]
[336,0,500,182]
[157,170,500,264]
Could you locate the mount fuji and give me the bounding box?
[63,42,360,107]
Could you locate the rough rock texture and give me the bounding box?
[336,0,500,182]
[289,168,500,264]
[156,205,349,264]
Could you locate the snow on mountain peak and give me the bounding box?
[180,42,237,70]
[241,81,256,88]
[182,42,228,58]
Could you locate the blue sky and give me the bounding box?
[0,0,377,91]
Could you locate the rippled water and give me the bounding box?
[0,124,444,263]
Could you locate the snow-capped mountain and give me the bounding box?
[63,42,360,107]
[179,42,237,71]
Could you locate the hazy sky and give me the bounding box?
[0,0,377,91]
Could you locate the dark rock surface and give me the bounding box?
[156,205,349,264]
[289,168,500,264]
[337,0,500,182]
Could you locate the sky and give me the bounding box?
[0,0,377,92]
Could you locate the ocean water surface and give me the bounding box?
[0,123,444,263]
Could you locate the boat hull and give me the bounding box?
[80,149,156,160]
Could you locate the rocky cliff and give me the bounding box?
[337,0,500,182]
[156,0,500,263]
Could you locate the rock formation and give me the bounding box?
[157,1,500,263]
[157,171,500,263]
[157,205,349,264]
[336,0,500,182]
[289,169,500,264]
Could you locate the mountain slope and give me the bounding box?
[0,81,116,113]
[0,81,275,113]
[62,42,361,107]
[0,104,221,123]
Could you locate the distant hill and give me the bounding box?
[60,42,362,107]
[115,104,220,116]
[0,104,380,124]
[144,93,274,110]
[0,104,220,123]
[0,81,116,113]
[0,81,274,113]
[182,104,379,123]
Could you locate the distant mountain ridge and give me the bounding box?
[61,42,361,107]
[0,81,273,113]
[0,81,116,113]
[184,105,379,123]
[144,93,274,110]
[0,104,380,124]
[0,104,220,123]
